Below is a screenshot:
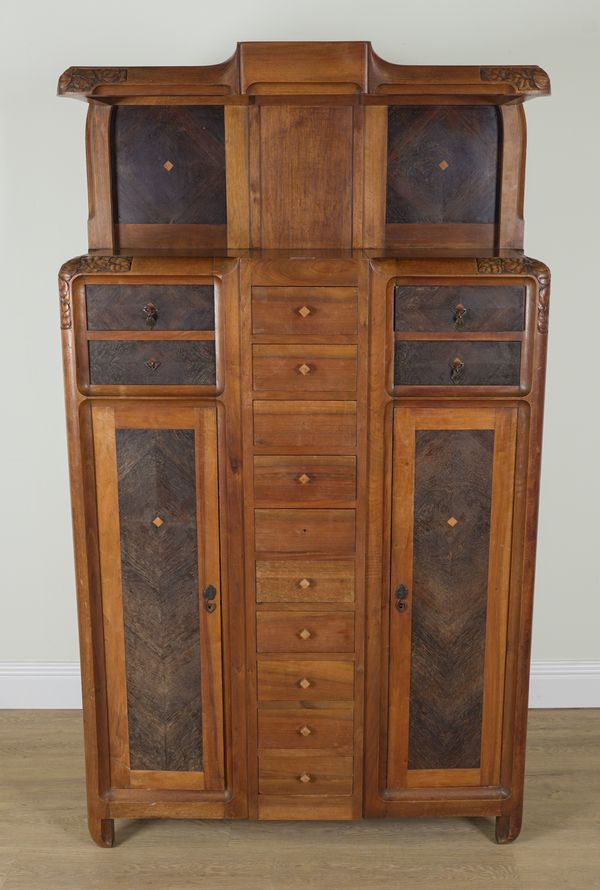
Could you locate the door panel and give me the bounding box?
[92,403,225,793]
[385,406,517,792]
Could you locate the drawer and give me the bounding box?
[254,456,356,504]
[394,284,525,332]
[394,340,521,387]
[86,284,215,331]
[258,751,353,795]
[255,509,355,554]
[252,287,357,336]
[253,345,357,392]
[253,401,357,453]
[258,658,354,701]
[258,708,353,750]
[257,612,354,653]
[88,340,216,386]
[256,559,355,604]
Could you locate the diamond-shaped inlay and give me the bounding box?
[447,516,459,527]
[297,305,312,318]
[298,578,311,590]
[152,516,164,528]
[163,160,174,172]
[297,363,312,376]
[438,159,449,170]
[298,473,311,485]
[298,678,311,689]
[299,772,312,783]
[299,725,312,737]
[299,628,312,641]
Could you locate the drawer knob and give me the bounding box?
[299,772,312,783]
[145,358,161,371]
[450,356,464,384]
[453,303,467,327]
[143,303,158,328]
[298,628,312,640]
[298,677,311,689]
[299,725,312,737]
[297,363,312,376]
[297,473,311,485]
[298,578,311,590]
[297,305,312,318]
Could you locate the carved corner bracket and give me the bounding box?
[480,66,550,93]
[58,67,128,95]
[59,256,132,329]
[476,257,551,333]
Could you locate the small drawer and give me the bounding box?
[257,658,354,701]
[394,284,525,332]
[258,708,353,750]
[254,456,357,504]
[86,284,215,331]
[253,401,357,453]
[257,612,354,653]
[258,751,353,795]
[256,559,355,604]
[394,340,521,387]
[252,287,357,336]
[255,509,355,555]
[253,345,357,392]
[88,340,216,386]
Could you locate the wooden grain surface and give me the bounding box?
[0,709,597,889]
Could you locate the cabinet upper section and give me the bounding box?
[58,42,550,253]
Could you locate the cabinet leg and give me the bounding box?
[495,809,522,844]
[89,816,114,848]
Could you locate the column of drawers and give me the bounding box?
[249,285,360,807]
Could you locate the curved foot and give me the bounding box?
[89,816,114,848]
[495,811,522,844]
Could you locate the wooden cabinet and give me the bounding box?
[58,43,550,846]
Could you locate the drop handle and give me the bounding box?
[203,584,217,613]
[450,356,465,384]
[395,584,409,612]
[453,303,467,327]
[145,358,161,371]
[143,303,158,328]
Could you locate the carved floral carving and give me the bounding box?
[480,66,550,92]
[476,257,551,333]
[58,67,128,94]
[59,256,132,329]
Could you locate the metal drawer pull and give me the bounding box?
[453,303,467,327]
[203,584,217,613]
[299,772,312,783]
[145,358,161,371]
[143,303,158,328]
[450,356,464,384]
[395,584,409,613]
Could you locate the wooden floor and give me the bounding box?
[0,710,599,889]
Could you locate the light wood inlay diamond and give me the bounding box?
[438,159,449,170]
[299,628,312,640]
[299,772,312,783]
[298,473,311,485]
[299,725,312,737]
[298,578,311,590]
[297,363,312,376]
[297,306,312,318]
[151,516,164,527]
[447,516,459,527]
[163,160,174,172]
[298,678,311,689]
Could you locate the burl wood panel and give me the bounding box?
[408,429,494,770]
[112,106,226,225]
[86,284,215,331]
[89,341,216,385]
[394,285,525,332]
[257,105,354,248]
[115,429,202,771]
[386,106,500,224]
[394,341,521,386]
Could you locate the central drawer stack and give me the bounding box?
[248,279,361,818]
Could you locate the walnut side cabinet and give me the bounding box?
[57,42,551,846]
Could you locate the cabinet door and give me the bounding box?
[92,403,225,792]
[386,406,517,791]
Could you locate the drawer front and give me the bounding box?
[88,340,216,386]
[258,708,353,750]
[257,612,354,653]
[255,509,355,554]
[258,751,353,795]
[256,559,355,604]
[254,456,357,504]
[394,285,525,332]
[252,287,358,336]
[253,345,357,392]
[86,284,215,331]
[394,341,521,387]
[253,402,357,453]
[258,658,354,701]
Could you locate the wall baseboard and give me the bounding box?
[0,661,599,709]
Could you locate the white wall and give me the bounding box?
[1,0,599,701]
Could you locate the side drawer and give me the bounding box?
[88,340,216,386]
[394,340,521,387]
[86,283,215,331]
[253,345,357,392]
[255,559,355,604]
[255,509,356,554]
[252,287,357,336]
[258,708,353,750]
[257,612,354,653]
[258,751,353,795]
[394,284,525,332]
[254,455,357,504]
[257,658,354,701]
[253,401,357,453]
